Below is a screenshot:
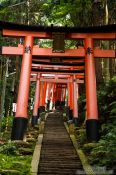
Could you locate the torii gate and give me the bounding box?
[0,21,115,142]
[30,73,84,126]
[31,62,84,126]
[31,72,84,121]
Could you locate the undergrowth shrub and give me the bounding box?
[1,116,13,132]
[77,76,116,171]
[0,142,18,155]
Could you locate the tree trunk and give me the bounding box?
[92,1,103,85]
[103,0,110,82]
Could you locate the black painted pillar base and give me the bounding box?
[69,109,73,120]
[39,106,45,113]
[11,117,28,140]
[55,101,61,108]
[65,106,70,117]
[38,107,40,117]
[73,118,79,127]
[38,108,40,118]
[47,100,50,110]
[31,116,38,127]
[86,119,99,142]
[61,101,65,107]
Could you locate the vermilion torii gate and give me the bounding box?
[31,64,84,125]
[0,21,115,141]
[30,73,84,126]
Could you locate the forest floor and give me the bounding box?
[0,123,39,175]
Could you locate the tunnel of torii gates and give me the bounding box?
[0,21,116,142]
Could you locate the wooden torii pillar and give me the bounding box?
[11,36,33,140]
[67,80,71,107]
[85,37,99,141]
[31,73,40,126]
[55,84,62,108]
[67,76,80,124]
[68,76,74,120]
[39,81,46,113]
[46,83,52,110]
[42,82,47,107]
[73,74,79,126]
[53,83,56,109]
[61,86,66,107]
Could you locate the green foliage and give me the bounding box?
[0,142,31,173]
[63,113,68,122]
[83,142,98,154]
[97,76,116,122]
[0,125,39,174]
[0,154,31,175]
[89,136,116,168]
[0,142,18,155]
[75,128,87,147]
[76,77,116,171]
[40,112,46,121]
[78,93,86,123]
[1,116,13,132]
